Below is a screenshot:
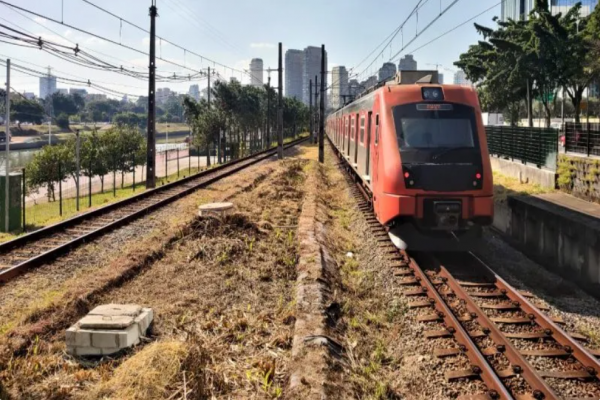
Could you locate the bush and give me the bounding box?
[56,113,70,130]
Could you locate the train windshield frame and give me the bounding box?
[392,102,479,151]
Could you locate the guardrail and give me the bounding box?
[564,122,600,157]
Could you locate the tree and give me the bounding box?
[49,93,79,117]
[26,143,69,202]
[10,98,45,127]
[56,113,70,130]
[113,112,146,130]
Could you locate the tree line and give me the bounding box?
[456,0,600,126]
[26,124,146,201]
[0,89,184,131]
[182,79,309,165]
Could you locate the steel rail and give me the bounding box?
[0,138,307,283]
[429,255,559,400]
[326,137,514,399]
[468,252,600,381]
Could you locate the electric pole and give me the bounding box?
[4,59,10,232]
[75,129,80,211]
[266,76,271,147]
[145,0,157,189]
[207,66,211,108]
[277,42,283,160]
[309,78,313,144]
[319,45,325,163]
[314,75,318,144]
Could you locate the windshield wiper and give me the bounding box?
[432,146,474,160]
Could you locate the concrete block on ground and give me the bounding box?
[66,304,153,357]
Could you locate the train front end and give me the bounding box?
[377,84,494,252]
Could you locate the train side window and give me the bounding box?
[375,114,379,145]
[360,116,365,144]
[351,116,356,141]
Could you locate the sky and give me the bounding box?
[0,0,503,99]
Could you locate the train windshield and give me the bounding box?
[393,103,478,150]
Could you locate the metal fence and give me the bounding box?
[564,122,600,157]
[486,126,559,170]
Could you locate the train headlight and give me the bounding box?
[421,87,444,101]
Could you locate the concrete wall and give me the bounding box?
[490,156,556,189]
[495,195,600,295]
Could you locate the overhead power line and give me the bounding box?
[0,0,204,75]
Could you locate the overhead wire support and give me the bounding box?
[0,0,203,75]
[146,0,157,189]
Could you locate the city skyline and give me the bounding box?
[4,0,510,99]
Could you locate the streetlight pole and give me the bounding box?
[4,59,10,232]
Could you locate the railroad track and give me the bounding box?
[0,137,307,284]
[330,141,600,400]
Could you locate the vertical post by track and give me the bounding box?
[59,162,63,216]
[319,45,325,163]
[21,167,25,232]
[207,66,211,167]
[89,155,92,206]
[267,76,271,148]
[309,78,313,144]
[145,0,157,189]
[314,75,319,144]
[5,59,10,232]
[75,129,80,211]
[277,42,283,160]
[132,153,136,192]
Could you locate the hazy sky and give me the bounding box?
[1,0,502,98]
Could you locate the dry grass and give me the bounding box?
[0,150,311,399]
[493,171,552,204]
[86,341,189,400]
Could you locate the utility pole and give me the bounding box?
[145,0,157,189]
[309,78,313,144]
[266,76,271,147]
[4,59,10,232]
[75,129,80,211]
[314,75,319,144]
[319,45,325,163]
[277,42,283,160]
[207,66,211,108]
[47,66,53,146]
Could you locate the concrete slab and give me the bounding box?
[79,315,134,329]
[198,202,233,216]
[66,304,153,357]
[88,304,142,317]
[535,192,600,219]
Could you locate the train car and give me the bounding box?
[326,71,493,251]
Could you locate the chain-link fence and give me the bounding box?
[564,122,600,157]
[486,125,559,170]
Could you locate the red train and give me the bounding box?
[326,71,493,251]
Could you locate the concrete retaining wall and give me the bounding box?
[490,156,556,188]
[495,196,600,295]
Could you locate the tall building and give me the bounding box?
[285,49,304,101]
[302,46,327,105]
[439,73,445,85]
[331,66,349,110]
[453,70,472,85]
[348,79,360,99]
[501,0,598,21]
[360,76,378,91]
[22,92,35,100]
[188,84,200,101]
[399,54,417,71]
[70,88,88,96]
[157,87,173,104]
[378,62,397,83]
[249,58,264,87]
[39,75,57,99]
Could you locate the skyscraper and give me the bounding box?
[453,70,472,85]
[39,74,57,99]
[501,0,598,21]
[399,54,417,71]
[302,46,327,105]
[249,58,264,87]
[285,49,304,101]
[331,66,349,110]
[189,84,200,101]
[378,62,397,83]
[348,79,360,99]
[439,73,445,85]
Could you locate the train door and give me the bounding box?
[373,113,380,211]
[346,117,351,157]
[354,114,360,166]
[365,111,372,180]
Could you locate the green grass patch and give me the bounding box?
[493,171,552,204]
